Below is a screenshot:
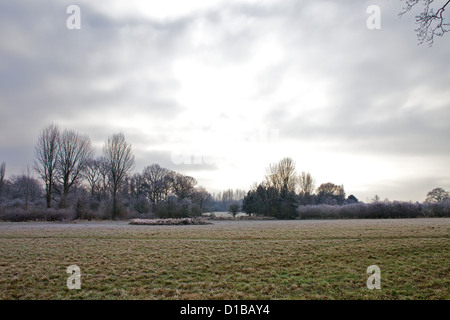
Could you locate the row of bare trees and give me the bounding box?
[0,124,214,220]
[33,124,95,209]
[210,188,247,212]
[128,164,212,217]
[32,124,135,218]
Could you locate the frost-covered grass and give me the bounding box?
[0,219,448,299]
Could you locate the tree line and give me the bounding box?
[210,189,246,212]
[241,157,450,219]
[1,127,449,221]
[242,157,354,219]
[0,124,223,220]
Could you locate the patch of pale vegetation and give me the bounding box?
[129,218,212,225]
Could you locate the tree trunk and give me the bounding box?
[112,193,118,220]
[46,183,52,208]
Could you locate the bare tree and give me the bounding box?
[425,187,449,202]
[265,157,298,193]
[10,170,43,205]
[317,182,346,205]
[97,156,111,200]
[170,172,197,200]
[372,194,381,203]
[317,183,340,195]
[84,158,103,198]
[103,133,135,219]
[234,189,247,200]
[142,164,172,204]
[299,171,315,196]
[33,124,60,208]
[0,162,5,198]
[24,167,31,208]
[400,0,450,46]
[222,189,234,203]
[191,186,212,212]
[298,171,315,205]
[129,172,146,199]
[11,167,40,208]
[56,129,93,207]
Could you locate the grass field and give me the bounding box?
[0,218,448,300]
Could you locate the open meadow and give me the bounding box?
[0,218,449,300]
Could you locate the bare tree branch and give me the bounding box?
[265,157,298,193]
[400,0,450,46]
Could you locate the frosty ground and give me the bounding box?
[0,218,448,299]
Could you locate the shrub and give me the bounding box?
[297,201,429,220]
[154,196,203,219]
[228,202,240,218]
[422,201,450,217]
[129,218,212,225]
[0,208,76,222]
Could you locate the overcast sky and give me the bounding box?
[1,0,449,202]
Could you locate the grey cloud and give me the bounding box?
[0,0,190,147]
[1,0,449,200]
[251,1,450,159]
